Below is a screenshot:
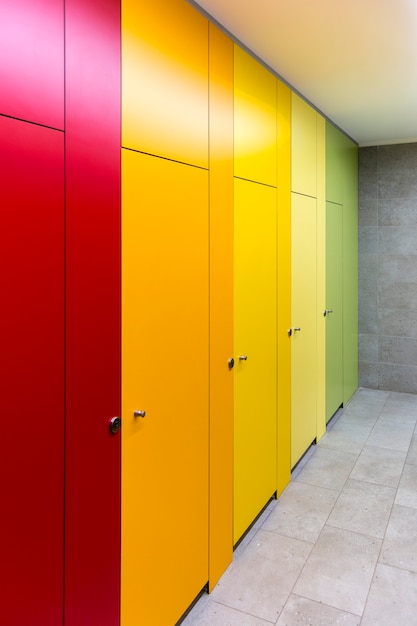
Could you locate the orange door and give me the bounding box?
[121,150,209,625]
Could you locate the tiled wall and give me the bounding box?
[359,143,417,392]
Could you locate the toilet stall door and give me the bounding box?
[0,117,64,626]
[234,178,277,544]
[121,150,209,626]
[291,192,317,467]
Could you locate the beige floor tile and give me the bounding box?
[210,530,313,623]
[361,564,417,626]
[327,478,395,538]
[395,463,417,509]
[406,434,417,465]
[181,597,274,626]
[293,526,381,615]
[340,402,383,424]
[262,482,338,543]
[380,504,417,573]
[379,404,417,424]
[349,387,390,405]
[387,391,417,407]
[276,595,360,626]
[367,419,415,452]
[293,447,357,492]
[318,420,372,455]
[350,445,406,487]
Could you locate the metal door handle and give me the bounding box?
[239,355,247,361]
[288,327,301,336]
[323,309,333,317]
[134,410,146,418]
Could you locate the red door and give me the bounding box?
[0,2,121,623]
[0,116,65,626]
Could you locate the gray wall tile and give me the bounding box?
[359,254,377,281]
[379,227,417,255]
[379,198,417,227]
[359,279,377,334]
[359,362,379,388]
[378,308,417,340]
[359,197,378,226]
[359,334,378,362]
[359,147,377,198]
[378,364,417,394]
[378,281,417,311]
[359,142,417,393]
[359,226,378,255]
[378,144,417,199]
[379,336,417,367]
[379,255,417,283]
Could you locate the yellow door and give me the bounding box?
[121,151,209,625]
[291,192,317,467]
[234,178,277,544]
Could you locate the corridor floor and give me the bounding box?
[182,387,417,625]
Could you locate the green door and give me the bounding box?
[326,201,344,422]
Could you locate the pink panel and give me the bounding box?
[0,0,64,129]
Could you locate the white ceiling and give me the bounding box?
[192,0,417,146]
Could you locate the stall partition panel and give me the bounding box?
[276,80,292,495]
[291,193,317,467]
[326,202,344,421]
[342,139,359,404]
[0,117,64,626]
[291,94,317,197]
[121,151,209,625]
[208,23,234,590]
[234,178,277,544]
[64,0,121,623]
[234,44,277,187]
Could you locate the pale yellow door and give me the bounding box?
[291,192,317,467]
[121,150,209,625]
[234,178,277,544]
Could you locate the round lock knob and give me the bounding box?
[109,416,121,434]
[228,358,235,369]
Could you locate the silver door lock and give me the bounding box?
[109,416,121,434]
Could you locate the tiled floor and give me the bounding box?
[182,387,417,625]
